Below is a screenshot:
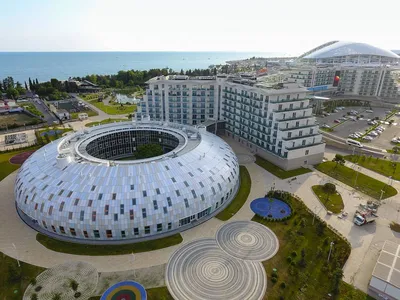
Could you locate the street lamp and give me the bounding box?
[327,242,334,262]
[380,190,386,201]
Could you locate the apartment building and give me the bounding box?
[138,75,325,170]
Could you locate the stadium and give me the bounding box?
[14,119,240,242]
[298,40,400,64]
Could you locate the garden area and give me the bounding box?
[253,190,352,299]
[35,127,73,145]
[316,155,397,200]
[255,155,312,179]
[20,103,44,118]
[312,183,344,214]
[0,252,45,300]
[90,100,137,115]
[0,146,40,181]
[216,166,251,221]
[0,113,42,130]
[344,154,400,181]
[36,233,183,256]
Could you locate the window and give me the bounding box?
[143,190,147,197]
[165,165,170,171]
[80,210,84,221]
[106,230,112,238]
[145,226,150,234]
[59,226,66,234]
[216,202,219,209]
[70,228,76,236]
[302,140,306,146]
[168,222,172,230]
[156,188,160,195]
[188,172,194,177]
[91,185,96,191]
[58,189,64,196]
[112,193,117,200]
[211,187,216,195]
[92,211,96,221]
[176,190,180,197]
[130,184,134,190]
[121,230,126,238]
[163,206,168,214]
[134,228,139,235]
[171,177,176,183]
[69,212,73,220]
[217,183,222,191]
[142,208,147,218]
[59,201,65,212]
[129,209,134,220]
[191,190,197,198]
[114,214,118,221]
[153,200,158,210]
[132,198,136,205]
[48,205,53,215]
[120,204,124,214]
[201,194,205,201]
[305,150,309,155]
[83,230,89,238]
[104,205,109,215]
[288,132,292,138]
[184,198,189,208]
[184,181,189,187]
[74,198,79,206]
[157,223,163,232]
[98,193,103,200]
[67,191,73,197]
[199,181,204,188]
[51,225,56,232]
[88,200,93,207]
[42,221,47,228]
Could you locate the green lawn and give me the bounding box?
[0,252,45,300]
[312,185,344,214]
[20,103,44,117]
[89,286,173,300]
[216,166,251,221]
[85,118,128,127]
[338,281,375,300]
[345,155,400,181]
[315,161,397,200]
[89,99,136,115]
[255,155,312,179]
[253,190,351,299]
[36,233,183,256]
[0,146,40,181]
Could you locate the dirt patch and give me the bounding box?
[9,150,36,164]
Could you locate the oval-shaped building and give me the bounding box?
[15,120,240,242]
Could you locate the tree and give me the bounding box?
[29,77,33,90]
[3,76,14,89]
[25,81,28,90]
[136,144,164,159]
[6,87,19,99]
[332,154,345,169]
[70,279,79,291]
[323,183,336,194]
[332,267,344,295]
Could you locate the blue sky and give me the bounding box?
[1,0,399,54]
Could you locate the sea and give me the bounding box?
[0,52,282,84]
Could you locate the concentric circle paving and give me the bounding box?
[216,221,279,262]
[23,261,98,300]
[165,238,267,300]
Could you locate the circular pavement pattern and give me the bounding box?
[236,153,255,164]
[100,280,147,300]
[216,221,279,262]
[23,261,98,300]
[165,238,267,300]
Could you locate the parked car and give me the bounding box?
[321,124,331,128]
[369,131,378,137]
[391,137,400,143]
[334,119,341,123]
[363,136,374,141]
[366,110,373,113]
[333,109,339,113]
[385,110,392,114]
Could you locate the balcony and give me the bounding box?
[282,133,320,141]
[269,97,308,104]
[273,105,312,113]
[285,142,324,151]
[276,115,313,122]
[279,124,317,131]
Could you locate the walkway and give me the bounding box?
[1,138,400,293]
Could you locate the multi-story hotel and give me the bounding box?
[138,75,325,170]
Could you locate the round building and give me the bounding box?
[15,120,240,242]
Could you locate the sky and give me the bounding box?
[1,0,399,55]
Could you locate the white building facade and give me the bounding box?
[139,75,325,170]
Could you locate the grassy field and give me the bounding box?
[0,113,40,128]
[315,161,397,200]
[312,185,344,214]
[20,103,43,117]
[85,118,128,127]
[36,127,73,144]
[345,155,400,181]
[89,99,136,115]
[338,282,375,300]
[390,222,400,233]
[253,190,351,299]
[255,155,312,179]
[36,233,183,255]
[216,166,251,221]
[0,252,45,300]
[0,146,40,181]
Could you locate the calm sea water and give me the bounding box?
[0,52,281,83]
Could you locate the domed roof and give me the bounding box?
[302,41,400,59]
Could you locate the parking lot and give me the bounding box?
[318,106,400,151]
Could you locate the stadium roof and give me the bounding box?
[301,41,400,59]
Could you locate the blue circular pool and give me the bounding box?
[250,198,291,219]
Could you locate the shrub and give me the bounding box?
[7,262,21,282]
[35,286,42,292]
[280,282,286,289]
[70,279,79,291]
[52,294,61,300]
[286,256,292,263]
[291,251,298,257]
[271,277,278,283]
[271,272,278,278]
[31,294,38,300]
[74,292,82,298]
[323,183,336,194]
[30,278,37,286]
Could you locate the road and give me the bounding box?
[29,98,58,125]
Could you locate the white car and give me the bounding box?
[395,112,400,116]
[363,136,373,141]
[369,131,378,137]
[349,134,358,138]
[321,124,331,128]
[366,110,373,113]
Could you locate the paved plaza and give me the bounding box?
[165,238,267,300]
[215,221,279,262]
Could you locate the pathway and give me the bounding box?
[1,138,400,293]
